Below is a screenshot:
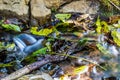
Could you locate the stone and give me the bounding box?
[31,0,51,25]
[0,0,29,17]
[44,0,72,9]
[44,0,60,9]
[17,72,53,80]
[59,0,100,14]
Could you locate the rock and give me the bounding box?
[17,72,53,80]
[44,0,60,9]
[44,0,72,9]
[0,0,29,19]
[31,0,51,25]
[59,0,100,14]
[25,0,30,4]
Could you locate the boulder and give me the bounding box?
[59,0,100,14]
[31,0,51,25]
[0,0,29,19]
[44,0,73,9]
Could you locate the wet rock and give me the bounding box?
[31,0,51,25]
[59,0,100,14]
[44,0,72,9]
[17,72,53,80]
[0,0,29,20]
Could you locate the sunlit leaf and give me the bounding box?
[55,13,71,21]
[0,42,15,52]
[0,62,13,67]
[46,42,52,52]
[55,22,73,32]
[23,47,48,63]
[59,65,88,80]
[32,47,47,56]
[96,17,111,34]
[59,75,69,80]
[78,38,88,46]
[111,29,120,46]
[30,27,54,36]
[73,32,83,38]
[1,24,21,32]
[96,43,110,54]
[101,21,110,33]
[6,43,15,51]
[74,65,88,74]
[113,19,120,27]
[96,17,102,34]
[118,20,120,24]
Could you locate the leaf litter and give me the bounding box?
[0,13,120,80]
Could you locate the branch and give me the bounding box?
[108,0,120,11]
[1,42,78,80]
[1,55,65,80]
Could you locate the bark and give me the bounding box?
[0,55,65,80]
[1,43,77,80]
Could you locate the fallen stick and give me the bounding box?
[1,55,65,80]
[1,42,77,80]
[108,0,120,11]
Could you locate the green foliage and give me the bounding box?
[97,43,110,54]
[46,42,52,52]
[51,7,57,13]
[96,17,110,34]
[111,29,120,46]
[101,21,110,33]
[78,38,88,46]
[96,17,102,34]
[30,27,54,36]
[74,65,88,74]
[55,13,71,21]
[0,62,13,67]
[0,42,15,52]
[23,47,48,63]
[55,22,74,32]
[100,0,120,9]
[0,42,6,51]
[96,18,120,46]
[100,0,112,10]
[32,47,47,56]
[113,20,120,27]
[110,20,120,46]
[99,0,120,16]
[1,24,21,32]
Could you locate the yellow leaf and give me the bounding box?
[101,21,109,33]
[96,17,102,34]
[74,65,88,74]
[30,27,53,36]
[111,29,120,46]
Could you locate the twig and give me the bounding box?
[1,42,78,80]
[46,36,78,42]
[108,0,120,11]
[53,53,107,71]
[0,55,65,80]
